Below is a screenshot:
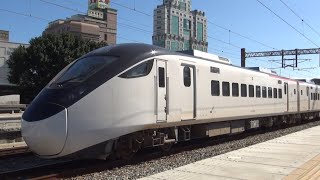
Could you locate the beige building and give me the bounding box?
[0,30,28,95]
[44,0,117,45]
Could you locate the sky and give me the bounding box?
[1,0,320,79]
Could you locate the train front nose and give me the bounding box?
[21,103,68,156]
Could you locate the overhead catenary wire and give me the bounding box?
[3,0,318,78]
[256,0,319,47]
[39,0,153,35]
[279,0,320,38]
[0,8,50,22]
[207,20,277,50]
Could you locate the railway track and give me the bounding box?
[0,144,29,158]
[0,119,319,180]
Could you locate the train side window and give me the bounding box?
[256,86,261,98]
[262,86,267,98]
[210,67,220,74]
[211,80,220,96]
[119,60,154,78]
[294,89,296,95]
[278,89,282,99]
[232,83,239,97]
[268,87,272,98]
[158,67,165,88]
[183,67,191,87]
[249,85,254,97]
[284,84,287,94]
[222,82,230,96]
[241,84,247,97]
[273,88,277,98]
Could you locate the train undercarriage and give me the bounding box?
[100,112,320,160]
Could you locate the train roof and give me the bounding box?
[84,43,317,86]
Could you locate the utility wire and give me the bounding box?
[0,8,50,22]
[63,0,152,28]
[279,0,320,38]
[256,0,319,47]
[207,35,242,49]
[111,1,152,17]
[207,20,277,50]
[39,0,153,34]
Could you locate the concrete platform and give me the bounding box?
[0,113,22,133]
[140,126,320,180]
[0,141,26,150]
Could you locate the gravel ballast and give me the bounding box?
[71,120,320,180]
[1,121,319,179]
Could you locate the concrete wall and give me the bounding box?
[0,95,20,104]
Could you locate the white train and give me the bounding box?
[21,43,320,159]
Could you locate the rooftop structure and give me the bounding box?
[44,0,117,45]
[153,0,208,52]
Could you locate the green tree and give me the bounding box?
[7,33,107,103]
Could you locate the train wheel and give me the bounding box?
[118,148,136,160]
[160,143,173,152]
[115,134,143,160]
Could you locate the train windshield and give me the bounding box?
[52,56,117,86]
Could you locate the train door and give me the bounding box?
[307,87,310,110]
[180,64,196,120]
[156,60,167,122]
[285,83,289,112]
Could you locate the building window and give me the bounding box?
[196,22,203,41]
[256,86,261,98]
[183,40,190,50]
[171,41,179,51]
[241,84,247,97]
[211,80,220,96]
[249,85,254,97]
[104,34,107,41]
[222,82,230,96]
[232,83,239,97]
[171,15,179,36]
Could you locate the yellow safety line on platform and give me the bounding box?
[284,154,320,180]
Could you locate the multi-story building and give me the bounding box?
[153,0,208,52]
[44,0,117,45]
[0,30,28,92]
